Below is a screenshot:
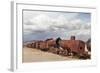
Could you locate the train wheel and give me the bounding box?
[64,50,68,56]
[66,48,71,56]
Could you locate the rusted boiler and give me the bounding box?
[60,40,85,55]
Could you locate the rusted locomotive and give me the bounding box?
[26,36,89,58]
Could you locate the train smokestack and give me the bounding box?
[71,36,75,40]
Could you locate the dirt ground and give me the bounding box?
[22,47,79,63]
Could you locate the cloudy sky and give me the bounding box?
[23,10,91,42]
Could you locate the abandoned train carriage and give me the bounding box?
[60,40,85,55]
[26,36,86,56]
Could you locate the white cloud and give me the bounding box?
[68,29,90,35]
[24,14,90,34]
[23,11,91,41]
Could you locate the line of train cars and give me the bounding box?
[26,36,91,59]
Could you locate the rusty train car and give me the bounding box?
[60,40,85,55]
[26,36,87,57]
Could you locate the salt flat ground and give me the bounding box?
[22,47,79,63]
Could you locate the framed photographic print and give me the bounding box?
[11,1,97,71]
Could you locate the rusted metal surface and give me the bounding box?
[60,40,85,55]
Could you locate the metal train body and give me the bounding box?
[26,39,86,56]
